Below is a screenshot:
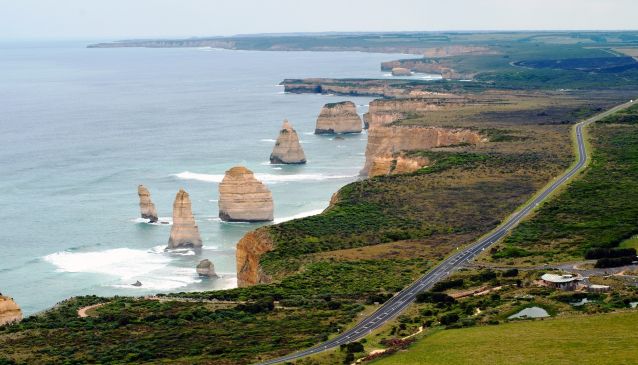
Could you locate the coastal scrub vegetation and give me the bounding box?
[4,32,638,365]
[488,113,638,265]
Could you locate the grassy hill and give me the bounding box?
[372,311,638,365]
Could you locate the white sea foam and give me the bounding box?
[44,247,200,291]
[274,208,324,223]
[260,138,277,142]
[131,217,173,225]
[174,171,357,184]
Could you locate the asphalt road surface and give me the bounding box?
[257,100,636,365]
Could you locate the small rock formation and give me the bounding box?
[131,280,142,287]
[270,120,306,164]
[236,228,274,287]
[0,295,22,326]
[391,67,412,76]
[167,188,203,249]
[362,126,484,177]
[138,185,158,223]
[196,259,218,278]
[315,101,362,134]
[219,166,274,222]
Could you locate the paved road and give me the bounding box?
[257,100,636,365]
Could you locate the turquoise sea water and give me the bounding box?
[0,41,428,315]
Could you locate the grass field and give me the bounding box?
[619,235,638,249]
[372,311,638,365]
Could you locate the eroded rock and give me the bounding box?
[196,259,218,278]
[236,228,274,287]
[167,188,203,249]
[138,185,158,223]
[363,126,484,176]
[218,166,274,222]
[315,101,362,134]
[270,120,306,164]
[0,295,22,326]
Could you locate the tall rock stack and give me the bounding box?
[315,101,362,134]
[167,188,203,249]
[137,185,159,223]
[218,166,274,222]
[0,295,22,326]
[270,120,306,164]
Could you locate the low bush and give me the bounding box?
[416,292,456,304]
[595,256,636,268]
[585,247,636,260]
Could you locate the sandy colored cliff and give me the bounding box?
[167,188,203,249]
[219,166,274,222]
[363,98,467,130]
[270,120,306,164]
[0,296,22,326]
[363,126,484,176]
[236,228,274,287]
[315,101,363,134]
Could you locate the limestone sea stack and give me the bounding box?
[315,101,362,134]
[196,259,218,277]
[0,295,22,326]
[219,166,274,222]
[137,185,159,223]
[270,120,306,164]
[167,188,203,249]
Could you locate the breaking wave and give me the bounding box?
[43,246,200,291]
[131,217,173,225]
[174,171,357,184]
[274,209,324,223]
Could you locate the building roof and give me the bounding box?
[541,273,579,283]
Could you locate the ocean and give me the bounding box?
[0,41,430,315]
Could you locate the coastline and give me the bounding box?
[0,43,405,315]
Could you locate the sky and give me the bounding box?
[1,0,637,40]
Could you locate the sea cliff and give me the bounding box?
[362,126,484,176]
[0,296,22,326]
[236,228,274,287]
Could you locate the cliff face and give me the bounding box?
[270,120,306,164]
[282,78,457,99]
[0,296,22,326]
[167,189,203,249]
[218,166,274,222]
[137,185,158,223]
[236,228,274,287]
[368,154,431,177]
[315,101,362,134]
[363,98,466,129]
[363,126,484,176]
